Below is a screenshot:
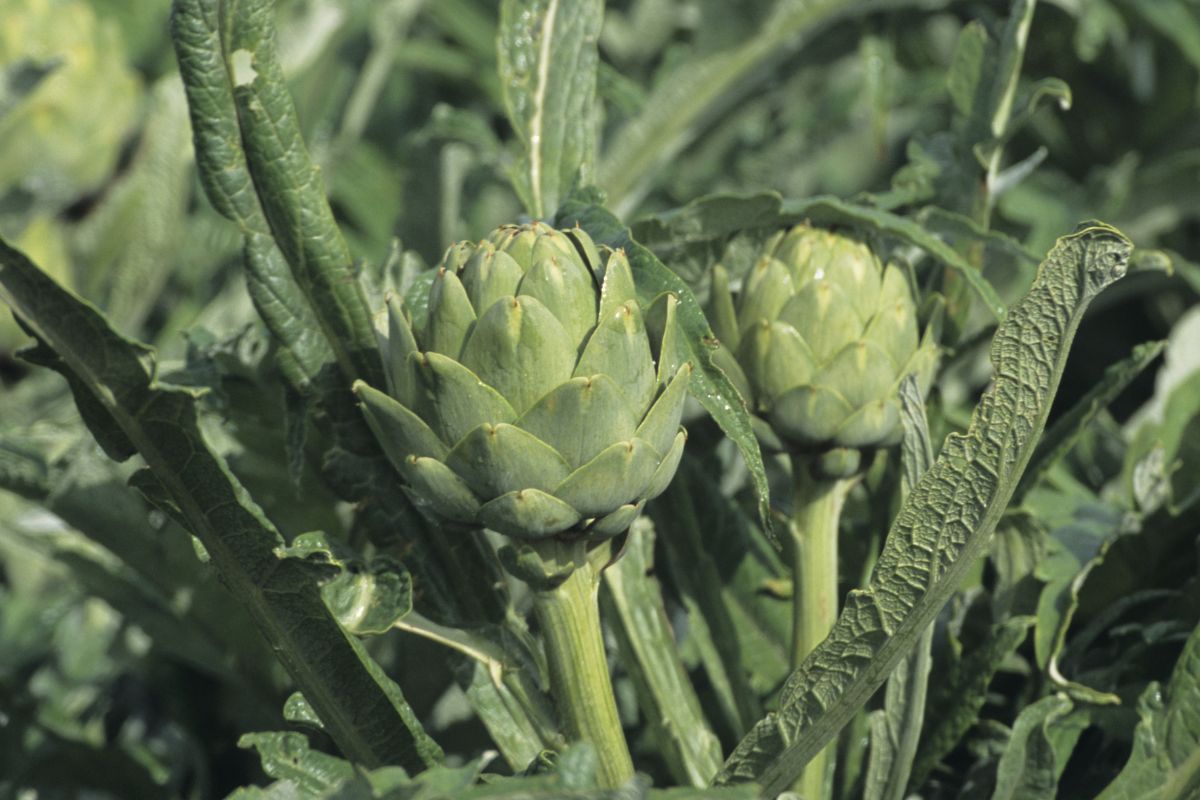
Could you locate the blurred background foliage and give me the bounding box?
[0,0,1198,797]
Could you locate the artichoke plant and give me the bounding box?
[353,221,691,788]
[709,223,938,477]
[708,223,939,800]
[354,221,690,545]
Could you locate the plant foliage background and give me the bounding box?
[0,0,1198,798]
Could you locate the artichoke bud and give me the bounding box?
[706,224,938,469]
[357,223,690,546]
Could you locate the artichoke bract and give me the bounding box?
[710,224,937,473]
[355,222,690,543]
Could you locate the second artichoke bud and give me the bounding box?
[710,224,938,476]
[355,222,690,545]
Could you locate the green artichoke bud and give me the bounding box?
[355,222,690,543]
[709,224,938,469]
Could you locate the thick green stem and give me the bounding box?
[789,467,856,800]
[533,560,634,789]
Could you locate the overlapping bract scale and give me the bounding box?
[709,224,938,458]
[356,223,690,541]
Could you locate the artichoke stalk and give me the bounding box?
[355,222,691,787]
[709,224,937,799]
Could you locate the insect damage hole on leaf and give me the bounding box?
[230,49,257,87]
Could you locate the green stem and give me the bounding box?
[533,560,634,789]
[789,467,856,800]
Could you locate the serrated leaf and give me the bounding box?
[556,190,773,536]
[1003,78,1072,144]
[498,0,602,218]
[325,560,413,636]
[0,238,441,772]
[284,692,325,731]
[990,510,1047,620]
[1124,310,1200,515]
[918,205,1041,268]
[1027,492,1131,704]
[715,223,1131,795]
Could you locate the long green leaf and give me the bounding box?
[557,191,773,534]
[238,731,359,794]
[0,239,442,772]
[171,0,381,388]
[171,0,341,396]
[498,0,602,218]
[715,222,1132,796]
[602,521,725,786]
[1096,618,1200,800]
[224,0,383,386]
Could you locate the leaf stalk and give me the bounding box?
[533,558,634,788]
[789,467,856,800]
